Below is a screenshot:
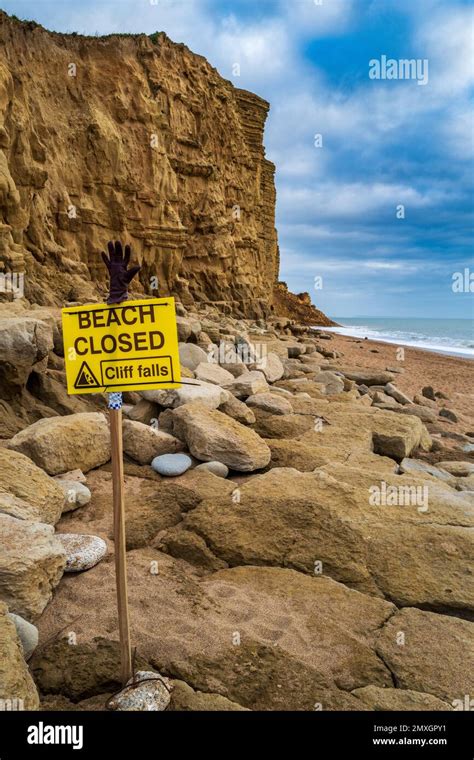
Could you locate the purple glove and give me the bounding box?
[101,240,141,305]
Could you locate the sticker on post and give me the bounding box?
[62,297,181,395]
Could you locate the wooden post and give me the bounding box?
[109,395,132,686]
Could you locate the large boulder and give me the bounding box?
[179,344,209,371]
[142,379,228,410]
[376,608,474,705]
[176,316,201,343]
[120,479,201,550]
[0,514,66,620]
[7,412,111,475]
[164,402,271,472]
[362,520,473,615]
[0,602,39,709]
[351,686,450,711]
[169,680,249,711]
[125,399,159,425]
[274,378,325,398]
[33,552,395,710]
[0,315,53,393]
[313,371,345,395]
[26,371,93,416]
[372,412,431,461]
[246,393,293,416]
[265,439,332,471]
[0,447,64,524]
[384,383,413,405]
[251,409,316,439]
[218,394,256,425]
[399,458,455,483]
[340,368,395,386]
[214,341,248,378]
[437,461,474,477]
[122,420,184,465]
[223,371,269,399]
[194,362,234,386]
[172,466,474,614]
[249,352,284,383]
[376,403,437,424]
[30,638,150,702]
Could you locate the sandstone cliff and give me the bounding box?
[273,282,335,326]
[0,12,331,323]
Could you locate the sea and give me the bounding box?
[323,317,474,359]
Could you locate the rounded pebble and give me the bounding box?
[107,671,171,712]
[57,533,107,572]
[194,461,229,478]
[151,453,192,477]
[56,480,92,513]
[7,612,38,660]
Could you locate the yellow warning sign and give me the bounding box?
[62,297,181,395]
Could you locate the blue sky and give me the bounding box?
[3,0,473,318]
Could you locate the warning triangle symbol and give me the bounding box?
[74,361,101,389]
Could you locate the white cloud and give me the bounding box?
[416,5,474,96]
[278,181,445,221]
[279,250,424,275]
[279,0,355,37]
[211,16,293,85]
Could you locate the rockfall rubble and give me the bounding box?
[1,304,473,712]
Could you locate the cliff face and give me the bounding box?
[0,12,328,323]
[272,283,336,326]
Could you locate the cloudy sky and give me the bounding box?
[4,0,473,319]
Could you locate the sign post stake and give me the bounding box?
[108,392,132,686]
[61,241,182,696]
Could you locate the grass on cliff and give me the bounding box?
[2,11,162,44]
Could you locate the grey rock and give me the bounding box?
[436,461,474,477]
[246,393,293,416]
[194,461,229,478]
[342,369,395,386]
[107,671,171,712]
[312,371,344,395]
[57,534,107,573]
[7,612,39,660]
[439,408,458,423]
[384,383,413,405]
[194,362,234,386]
[399,459,455,484]
[55,479,91,513]
[151,453,192,477]
[249,352,284,383]
[223,371,269,399]
[218,395,256,425]
[179,343,209,371]
[143,380,228,410]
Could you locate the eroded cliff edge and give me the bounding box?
[0,12,333,324]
